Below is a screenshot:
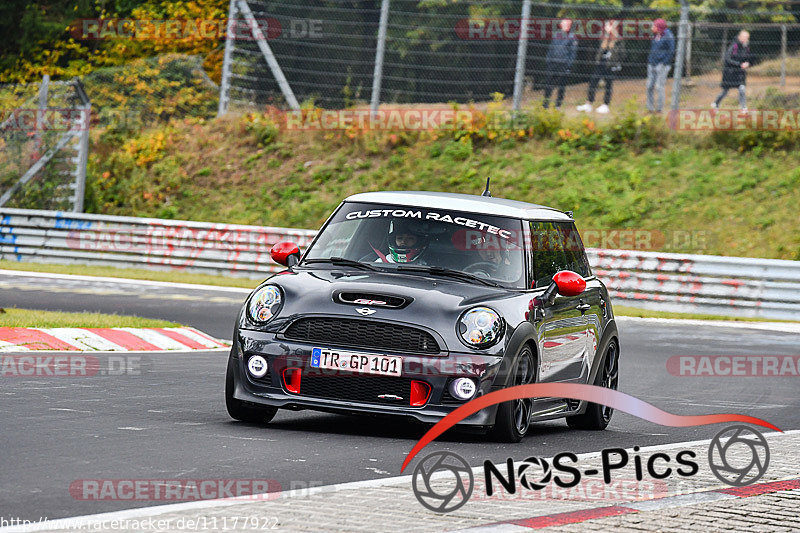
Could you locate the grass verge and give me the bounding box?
[0,307,181,328]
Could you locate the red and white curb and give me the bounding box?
[0,327,229,352]
[453,478,800,532]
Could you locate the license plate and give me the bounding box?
[310,347,402,377]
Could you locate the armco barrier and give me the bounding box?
[1,208,799,321]
[0,208,316,278]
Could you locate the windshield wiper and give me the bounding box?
[396,265,501,287]
[302,257,380,272]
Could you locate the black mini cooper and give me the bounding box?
[226,191,620,442]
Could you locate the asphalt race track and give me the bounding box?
[2,270,799,522]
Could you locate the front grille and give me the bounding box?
[283,317,440,354]
[299,373,417,404]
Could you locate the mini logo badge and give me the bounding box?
[356,308,376,316]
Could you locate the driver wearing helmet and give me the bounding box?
[375,220,429,263]
[467,232,514,279]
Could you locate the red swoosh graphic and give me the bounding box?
[400,383,782,472]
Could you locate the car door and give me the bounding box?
[557,221,601,384]
[530,221,589,383]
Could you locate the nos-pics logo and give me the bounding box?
[411,425,770,513]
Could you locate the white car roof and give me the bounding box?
[345,191,572,221]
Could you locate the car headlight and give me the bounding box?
[458,307,503,348]
[248,285,283,323]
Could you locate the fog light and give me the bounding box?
[449,378,477,401]
[247,355,269,378]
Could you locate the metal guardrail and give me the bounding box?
[587,249,800,321]
[1,208,798,321]
[0,208,316,278]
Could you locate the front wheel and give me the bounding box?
[225,356,278,424]
[489,346,536,443]
[567,340,619,430]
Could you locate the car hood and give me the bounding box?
[275,266,509,308]
[240,267,527,353]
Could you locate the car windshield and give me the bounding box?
[303,202,526,288]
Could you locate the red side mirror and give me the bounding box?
[270,242,301,267]
[552,270,586,297]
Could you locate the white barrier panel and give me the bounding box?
[2,209,799,320]
[0,208,316,278]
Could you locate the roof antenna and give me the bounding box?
[482,177,492,197]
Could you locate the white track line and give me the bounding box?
[2,269,797,331]
[0,268,253,293]
[4,430,798,532]
[616,316,800,333]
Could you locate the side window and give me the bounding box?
[557,222,592,278]
[529,221,570,288]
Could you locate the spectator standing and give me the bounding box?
[645,18,675,113]
[712,30,752,111]
[577,20,625,114]
[543,19,578,110]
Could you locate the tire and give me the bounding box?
[225,356,278,424]
[567,340,619,430]
[489,346,537,443]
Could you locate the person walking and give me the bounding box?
[712,30,752,111]
[645,18,675,113]
[542,19,578,110]
[577,20,625,114]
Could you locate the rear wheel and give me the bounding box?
[225,356,278,424]
[490,346,536,443]
[567,340,619,430]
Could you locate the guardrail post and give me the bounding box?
[670,0,690,111]
[684,22,693,80]
[217,0,238,117]
[72,79,91,213]
[237,0,300,111]
[512,0,532,112]
[370,0,390,117]
[780,24,787,87]
[32,75,49,165]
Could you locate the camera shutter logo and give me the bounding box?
[518,456,552,490]
[412,451,473,513]
[708,425,770,486]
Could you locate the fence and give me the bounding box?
[0,78,90,212]
[218,0,800,115]
[0,55,219,212]
[2,208,799,321]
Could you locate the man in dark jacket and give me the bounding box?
[542,19,578,109]
[645,18,675,113]
[712,30,751,111]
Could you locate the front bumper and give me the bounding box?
[231,329,505,426]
